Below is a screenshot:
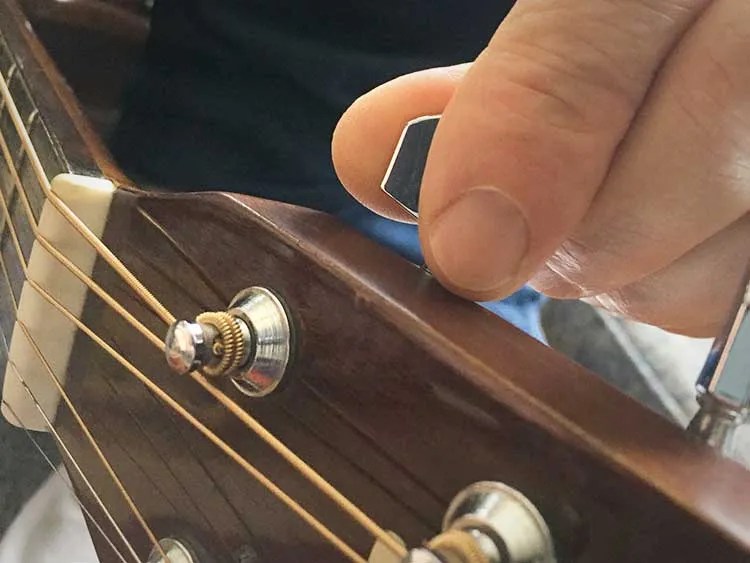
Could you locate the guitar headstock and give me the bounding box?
[1,1,750,562]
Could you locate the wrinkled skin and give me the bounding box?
[332,0,750,337]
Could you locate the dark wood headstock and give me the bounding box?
[1,1,750,562]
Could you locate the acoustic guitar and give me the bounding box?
[0,1,749,561]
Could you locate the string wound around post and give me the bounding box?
[164,286,293,397]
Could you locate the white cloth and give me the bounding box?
[0,466,99,563]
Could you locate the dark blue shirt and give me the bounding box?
[111,0,515,213]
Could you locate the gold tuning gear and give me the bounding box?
[195,311,245,376]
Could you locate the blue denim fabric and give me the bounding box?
[337,204,547,343]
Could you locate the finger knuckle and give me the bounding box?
[478,42,637,138]
[546,225,647,294]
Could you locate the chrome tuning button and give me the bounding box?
[164,286,293,397]
[402,481,556,563]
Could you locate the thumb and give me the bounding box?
[419,0,709,301]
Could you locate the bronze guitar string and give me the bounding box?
[0,66,173,325]
[0,61,405,553]
[0,53,408,560]
[1,399,132,563]
[23,279,368,563]
[1,386,138,563]
[0,259,135,563]
[0,153,168,561]
[0,101,365,563]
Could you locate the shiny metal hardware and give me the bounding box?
[165,320,218,375]
[147,538,196,563]
[688,269,750,459]
[164,287,292,397]
[402,481,556,563]
[381,115,441,218]
[227,287,293,396]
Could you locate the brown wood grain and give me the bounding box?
[58,187,750,562]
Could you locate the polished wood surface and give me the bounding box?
[59,187,750,562]
[1,0,750,561]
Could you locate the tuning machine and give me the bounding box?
[400,481,556,563]
[164,287,293,397]
[147,538,195,563]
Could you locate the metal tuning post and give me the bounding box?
[401,481,556,563]
[147,538,196,563]
[164,287,293,397]
[688,267,750,460]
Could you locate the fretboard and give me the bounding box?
[0,31,64,376]
[0,27,115,432]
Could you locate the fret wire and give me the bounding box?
[2,366,142,563]
[0,69,174,325]
[25,277,366,563]
[0,154,167,561]
[1,399,132,563]
[0,55,406,558]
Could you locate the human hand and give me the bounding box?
[332,0,750,336]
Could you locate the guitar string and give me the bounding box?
[0,57,407,558]
[0,174,168,561]
[23,279,368,563]
[0,259,135,563]
[0,133,364,562]
[0,66,172,325]
[1,398,135,563]
[0,123,367,563]
[0,91,402,561]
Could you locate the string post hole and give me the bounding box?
[165,286,293,397]
[401,482,556,563]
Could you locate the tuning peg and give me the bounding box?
[164,287,292,397]
[147,538,195,563]
[688,267,750,459]
[401,481,556,563]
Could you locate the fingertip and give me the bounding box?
[332,94,416,223]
